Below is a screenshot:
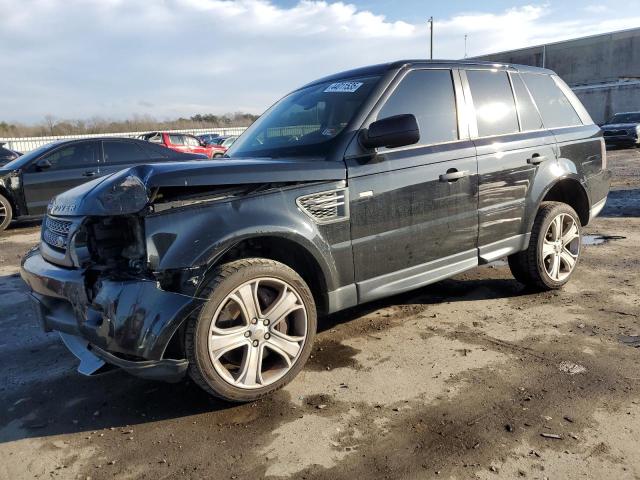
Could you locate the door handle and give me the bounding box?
[82,170,97,177]
[527,153,547,165]
[439,169,469,182]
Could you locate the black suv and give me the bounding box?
[21,61,610,401]
[0,137,206,231]
[600,111,640,147]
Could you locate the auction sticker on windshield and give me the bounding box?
[324,82,363,93]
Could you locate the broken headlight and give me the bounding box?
[98,175,148,214]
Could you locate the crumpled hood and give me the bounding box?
[48,157,346,216]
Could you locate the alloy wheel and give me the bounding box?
[207,277,308,389]
[542,213,580,282]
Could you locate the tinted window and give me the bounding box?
[169,134,185,145]
[466,70,519,137]
[377,69,458,146]
[510,73,544,131]
[103,141,149,165]
[141,142,171,159]
[40,142,99,170]
[521,73,582,128]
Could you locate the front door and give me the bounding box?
[347,68,479,303]
[22,141,100,215]
[461,69,557,261]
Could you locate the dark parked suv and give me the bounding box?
[0,137,206,231]
[600,111,640,147]
[21,60,610,401]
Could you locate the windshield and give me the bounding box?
[1,143,56,170]
[608,112,640,124]
[227,75,381,158]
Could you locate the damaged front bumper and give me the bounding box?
[21,248,204,382]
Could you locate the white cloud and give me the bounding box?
[0,1,639,123]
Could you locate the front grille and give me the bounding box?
[43,216,73,251]
[296,189,348,224]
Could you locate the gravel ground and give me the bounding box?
[0,148,639,480]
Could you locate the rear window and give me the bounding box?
[521,73,582,128]
[103,141,149,165]
[466,70,519,137]
[510,73,544,131]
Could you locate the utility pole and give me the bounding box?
[464,34,468,58]
[428,17,434,59]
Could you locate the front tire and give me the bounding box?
[508,201,582,290]
[0,194,13,232]
[185,258,317,402]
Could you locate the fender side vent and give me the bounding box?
[296,189,349,224]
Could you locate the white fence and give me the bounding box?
[0,126,247,153]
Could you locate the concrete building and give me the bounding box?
[473,27,640,123]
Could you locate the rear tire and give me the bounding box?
[0,194,13,232]
[508,201,582,290]
[185,258,317,402]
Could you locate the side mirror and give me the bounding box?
[35,158,52,170]
[360,114,420,149]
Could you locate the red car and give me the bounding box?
[140,132,226,159]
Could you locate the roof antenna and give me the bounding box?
[428,17,434,59]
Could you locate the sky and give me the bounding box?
[2,0,640,124]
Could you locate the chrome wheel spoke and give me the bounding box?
[236,344,264,387]
[560,249,577,270]
[542,240,556,259]
[549,253,561,279]
[265,288,302,328]
[265,332,303,364]
[231,281,261,321]
[550,215,563,241]
[209,330,249,359]
[561,221,579,246]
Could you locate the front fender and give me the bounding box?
[144,182,351,294]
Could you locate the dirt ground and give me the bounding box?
[1,149,639,480]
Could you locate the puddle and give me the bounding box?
[619,335,640,348]
[582,234,626,245]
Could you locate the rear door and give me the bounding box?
[22,141,100,215]
[347,68,479,302]
[461,68,557,262]
[167,134,189,154]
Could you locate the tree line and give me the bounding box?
[0,112,259,138]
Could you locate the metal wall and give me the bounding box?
[472,28,640,124]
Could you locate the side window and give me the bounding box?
[510,73,544,131]
[169,134,185,145]
[148,133,163,144]
[185,136,200,147]
[141,142,171,159]
[466,70,519,137]
[377,69,458,146]
[40,142,98,170]
[520,73,582,128]
[103,141,149,165]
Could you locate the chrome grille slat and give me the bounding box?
[42,216,73,250]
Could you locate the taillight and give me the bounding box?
[600,138,607,170]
